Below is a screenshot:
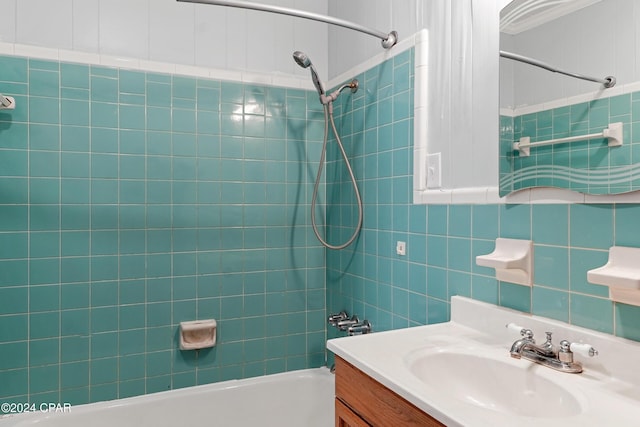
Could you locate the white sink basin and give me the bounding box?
[327,297,640,426]
[406,350,583,418]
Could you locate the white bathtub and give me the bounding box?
[0,368,335,427]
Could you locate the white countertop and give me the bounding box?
[327,297,640,426]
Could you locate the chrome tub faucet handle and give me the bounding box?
[328,311,348,327]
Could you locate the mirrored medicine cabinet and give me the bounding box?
[499,0,640,197]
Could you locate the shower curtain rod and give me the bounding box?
[500,50,616,88]
[176,0,398,49]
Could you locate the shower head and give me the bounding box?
[293,51,311,68]
[293,51,325,97]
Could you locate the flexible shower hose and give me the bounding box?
[310,104,363,250]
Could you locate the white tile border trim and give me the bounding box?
[413,30,430,204]
[501,79,640,118]
[413,186,640,204]
[0,41,312,90]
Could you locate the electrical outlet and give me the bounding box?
[396,241,406,256]
[426,152,441,189]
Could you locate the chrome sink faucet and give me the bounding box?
[507,324,598,374]
[510,330,555,359]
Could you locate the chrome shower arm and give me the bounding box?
[320,80,359,105]
[177,0,398,49]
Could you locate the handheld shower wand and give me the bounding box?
[292,51,363,250]
[293,51,326,98]
[293,51,358,105]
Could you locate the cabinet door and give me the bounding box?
[335,357,445,427]
[336,398,371,427]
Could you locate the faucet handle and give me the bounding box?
[347,320,372,336]
[506,323,535,340]
[569,342,599,357]
[522,328,534,339]
[328,311,349,326]
[559,340,598,364]
[337,315,360,331]
[506,322,524,334]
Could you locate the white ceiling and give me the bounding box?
[500,0,602,34]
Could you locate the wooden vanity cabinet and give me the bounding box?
[334,356,445,427]
[336,398,371,427]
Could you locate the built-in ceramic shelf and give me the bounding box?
[476,238,533,286]
[179,319,217,350]
[587,246,640,306]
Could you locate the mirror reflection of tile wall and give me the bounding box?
[500,93,638,196]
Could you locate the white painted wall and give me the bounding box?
[326,0,424,80]
[0,0,328,81]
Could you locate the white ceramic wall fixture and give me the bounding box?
[587,246,640,307]
[179,319,217,350]
[476,238,533,286]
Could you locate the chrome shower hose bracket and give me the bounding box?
[349,79,359,93]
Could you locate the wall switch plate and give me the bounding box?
[426,152,441,189]
[396,241,406,256]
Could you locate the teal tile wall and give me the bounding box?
[0,55,326,405]
[500,91,640,196]
[326,48,416,336]
[326,49,640,358]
